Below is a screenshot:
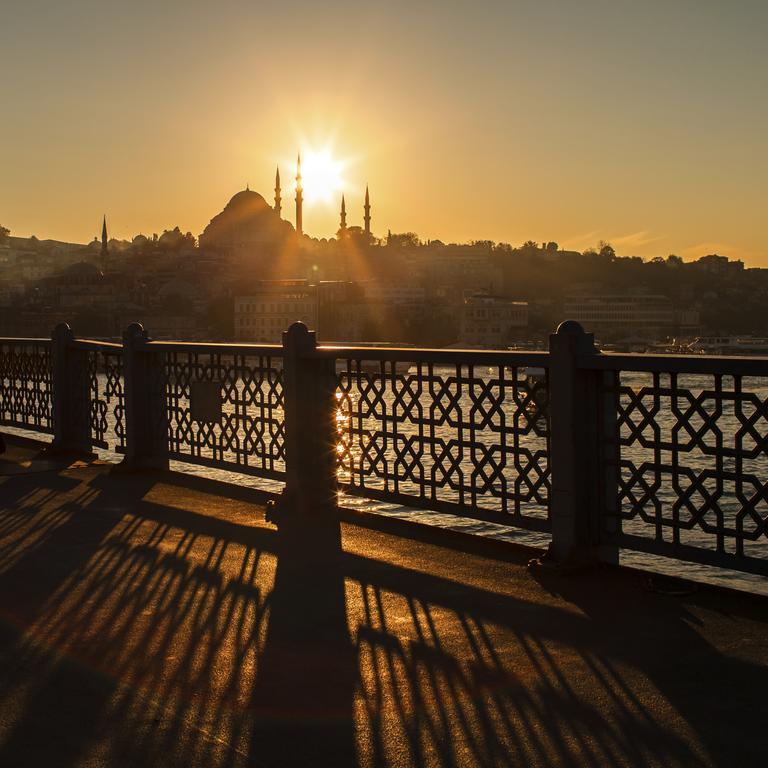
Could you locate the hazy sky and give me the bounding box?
[2,0,766,263]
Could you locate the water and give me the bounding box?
[7,367,767,596]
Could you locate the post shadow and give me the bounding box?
[248,508,356,767]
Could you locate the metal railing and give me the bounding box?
[0,338,54,435]
[2,320,767,578]
[332,349,550,531]
[146,339,285,479]
[581,352,768,576]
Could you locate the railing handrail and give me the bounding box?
[317,345,549,366]
[579,351,768,376]
[68,339,123,352]
[138,339,283,355]
[0,337,51,345]
[137,340,283,357]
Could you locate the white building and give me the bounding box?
[235,280,317,343]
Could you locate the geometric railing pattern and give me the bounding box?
[162,347,286,479]
[600,369,768,571]
[86,344,126,453]
[2,325,765,579]
[336,356,550,531]
[0,339,53,434]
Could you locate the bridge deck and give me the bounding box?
[0,440,765,767]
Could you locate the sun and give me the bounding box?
[298,149,345,205]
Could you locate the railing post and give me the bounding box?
[269,322,338,522]
[547,320,602,564]
[121,323,168,471]
[51,322,92,454]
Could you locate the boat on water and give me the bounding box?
[687,336,768,355]
[335,359,412,375]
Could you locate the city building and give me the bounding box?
[563,293,676,338]
[235,280,317,343]
[460,292,529,348]
[359,279,425,306]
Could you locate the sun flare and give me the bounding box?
[298,149,345,205]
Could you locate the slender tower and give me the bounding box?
[295,153,303,236]
[100,215,108,263]
[363,185,371,236]
[274,166,282,217]
[339,194,347,233]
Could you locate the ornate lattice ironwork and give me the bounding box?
[336,358,550,529]
[88,346,126,453]
[66,344,126,454]
[603,370,768,570]
[0,340,53,434]
[162,348,285,478]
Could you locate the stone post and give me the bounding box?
[547,320,602,564]
[50,322,92,454]
[269,322,338,522]
[121,323,168,470]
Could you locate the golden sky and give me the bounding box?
[1,1,766,263]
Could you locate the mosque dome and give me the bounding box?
[225,188,269,210]
[199,187,294,251]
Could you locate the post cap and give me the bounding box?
[282,321,316,352]
[555,320,585,335]
[52,322,73,341]
[122,322,148,344]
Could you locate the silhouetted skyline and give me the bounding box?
[2,1,767,264]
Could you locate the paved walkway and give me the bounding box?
[0,439,765,767]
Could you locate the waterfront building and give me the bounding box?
[316,280,366,341]
[460,292,529,348]
[234,279,316,343]
[563,293,677,339]
[359,279,425,306]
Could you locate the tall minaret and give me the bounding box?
[363,185,371,236]
[295,153,303,236]
[339,194,347,233]
[100,215,108,262]
[274,166,282,218]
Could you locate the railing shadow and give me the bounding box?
[0,459,764,765]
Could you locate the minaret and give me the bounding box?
[363,185,371,236]
[274,166,282,218]
[295,153,303,236]
[100,215,108,261]
[339,194,347,233]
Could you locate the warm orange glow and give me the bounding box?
[298,149,345,205]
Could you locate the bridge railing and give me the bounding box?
[0,337,54,436]
[138,336,285,479]
[1,320,767,577]
[327,346,550,532]
[580,351,768,576]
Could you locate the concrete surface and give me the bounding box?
[0,439,765,767]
